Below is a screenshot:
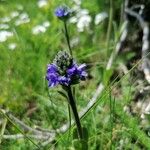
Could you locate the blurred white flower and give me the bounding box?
[71,37,79,47]
[73,0,81,5]
[77,14,92,32]
[69,17,78,24]
[15,12,30,26]
[0,31,13,42]
[1,17,11,23]
[94,12,108,25]
[0,24,9,29]
[72,0,81,11]
[69,8,92,32]
[77,9,89,17]
[32,25,46,35]
[37,0,48,8]
[8,43,17,50]
[72,5,80,12]
[19,13,28,19]
[32,21,50,35]
[10,11,19,18]
[43,21,50,28]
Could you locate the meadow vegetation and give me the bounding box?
[0,0,150,149]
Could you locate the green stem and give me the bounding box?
[64,21,73,57]
[109,86,112,150]
[109,86,115,150]
[67,86,83,139]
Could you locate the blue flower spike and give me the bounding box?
[46,51,87,87]
[46,51,88,141]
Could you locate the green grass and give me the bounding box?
[0,0,150,149]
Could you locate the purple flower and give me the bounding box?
[46,64,59,87]
[46,63,70,87]
[46,51,87,88]
[67,63,88,80]
[47,73,59,87]
[58,76,70,86]
[77,64,88,79]
[47,64,57,73]
[55,6,71,20]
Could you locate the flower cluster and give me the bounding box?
[55,5,72,20]
[46,51,87,87]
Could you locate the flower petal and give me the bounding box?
[58,76,70,85]
[55,6,71,19]
[46,73,59,87]
[67,67,76,76]
[47,64,57,73]
[77,63,86,71]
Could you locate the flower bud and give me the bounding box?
[55,5,72,21]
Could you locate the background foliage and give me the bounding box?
[0,0,150,149]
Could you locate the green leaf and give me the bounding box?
[57,90,68,99]
[103,69,113,86]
